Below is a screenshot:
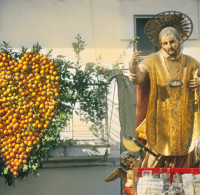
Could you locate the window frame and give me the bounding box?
[133,15,158,56]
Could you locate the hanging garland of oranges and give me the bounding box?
[0,45,60,184]
[0,38,111,185]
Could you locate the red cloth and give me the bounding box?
[137,168,200,183]
[124,186,133,195]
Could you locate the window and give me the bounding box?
[134,16,159,56]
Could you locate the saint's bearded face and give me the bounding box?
[160,34,180,57]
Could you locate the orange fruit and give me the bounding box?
[0,52,59,176]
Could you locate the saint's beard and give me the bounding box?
[163,45,180,58]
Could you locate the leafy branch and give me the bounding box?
[72,34,86,66]
[128,36,140,51]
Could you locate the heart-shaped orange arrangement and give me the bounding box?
[0,51,59,176]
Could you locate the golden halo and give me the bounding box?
[144,11,193,47]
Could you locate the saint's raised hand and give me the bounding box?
[129,51,141,74]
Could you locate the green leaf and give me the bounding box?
[3,167,8,175]
[23,164,28,172]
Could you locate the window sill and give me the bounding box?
[42,144,120,168]
[43,156,120,168]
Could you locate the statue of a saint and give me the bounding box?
[129,11,200,168]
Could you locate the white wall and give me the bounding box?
[0,0,199,63]
[0,0,125,65]
[0,166,120,195]
[0,0,122,48]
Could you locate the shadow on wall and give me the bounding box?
[0,166,121,195]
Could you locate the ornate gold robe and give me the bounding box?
[136,49,200,159]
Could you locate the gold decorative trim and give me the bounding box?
[144,11,193,46]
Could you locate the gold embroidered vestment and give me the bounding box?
[136,50,200,156]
